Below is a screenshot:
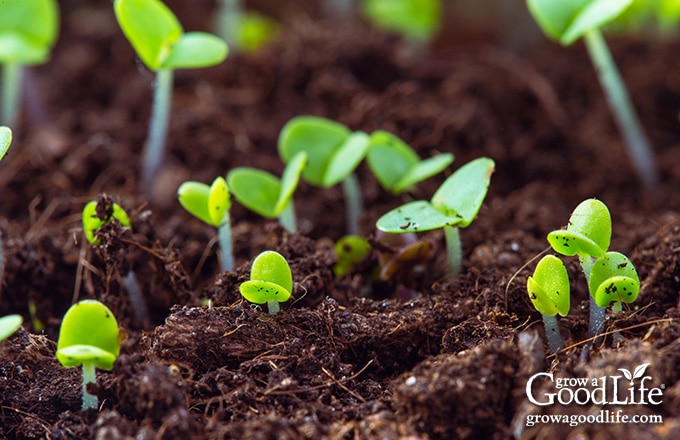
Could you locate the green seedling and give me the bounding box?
[0,0,59,126]
[81,197,149,326]
[0,314,23,342]
[366,130,454,195]
[278,116,371,235]
[333,235,371,277]
[609,0,680,35]
[213,0,278,53]
[114,0,228,186]
[0,126,11,161]
[526,0,658,186]
[177,176,233,272]
[56,300,120,410]
[362,0,442,50]
[227,152,307,234]
[547,198,611,338]
[589,251,640,311]
[239,250,292,314]
[527,255,570,353]
[376,157,495,276]
[82,200,131,246]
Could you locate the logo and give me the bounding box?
[526,363,664,406]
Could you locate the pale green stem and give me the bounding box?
[542,314,564,353]
[81,362,98,410]
[443,225,462,277]
[2,63,21,126]
[277,201,297,234]
[583,29,658,187]
[214,0,242,49]
[266,300,280,314]
[580,254,605,340]
[0,234,4,288]
[123,271,149,325]
[611,301,624,344]
[342,173,362,235]
[141,68,173,187]
[218,213,234,272]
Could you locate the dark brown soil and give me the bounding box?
[1,1,680,439]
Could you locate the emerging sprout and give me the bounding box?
[239,250,292,314]
[227,152,307,233]
[527,255,570,353]
[374,230,436,282]
[0,314,23,342]
[0,0,59,125]
[56,300,120,410]
[376,157,495,276]
[0,126,11,161]
[366,130,454,195]
[333,235,371,277]
[362,0,442,50]
[588,251,640,311]
[114,0,228,187]
[177,176,234,272]
[547,198,611,338]
[213,0,278,53]
[278,116,371,235]
[526,0,658,186]
[82,199,131,245]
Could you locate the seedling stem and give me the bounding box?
[1,64,20,126]
[218,213,234,272]
[583,29,658,187]
[81,362,98,410]
[142,68,173,185]
[443,225,462,277]
[342,173,363,235]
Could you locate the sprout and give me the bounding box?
[376,157,495,276]
[547,198,611,338]
[278,116,371,235]
[239,250,292,314]
[213,0,278,53]
[366,130,454,195]
[0,126,11,161]
[0,0,59,126]
[114,0,228,187]
[589,251,640,311]
[0,314,23,342]
[227,152,307,234]
[81,196,149,326]
[526,0,658,186]
[374,230,436,281]
[527,255,570,353]
[56,300,120,410]
[333,235,371,277]
[361,0,442,47]
[177,176,234,272]
[82,199,131,246]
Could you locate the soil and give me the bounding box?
[1,1,680,439]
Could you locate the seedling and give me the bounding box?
[278,116,371,235]
[589,251,640,311]
[333,235,371,277]
[56,300,120,410]
[376,157,495,276]
[547,198,611,337]
[0,0,59,126]
[366,130,454,195]
[114,0,228,186]
[213,0,278,53]
[82,199,131,246]
[527,255,570,352]
[239,250,292,314]
[0,314,23,342]
[226,152,307,233]
[609,0,680,35]
[82,197,148,325]
[526,0,658,186]
[0,126,11,161]
[361,0,442,50]
[177,176,234,271]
